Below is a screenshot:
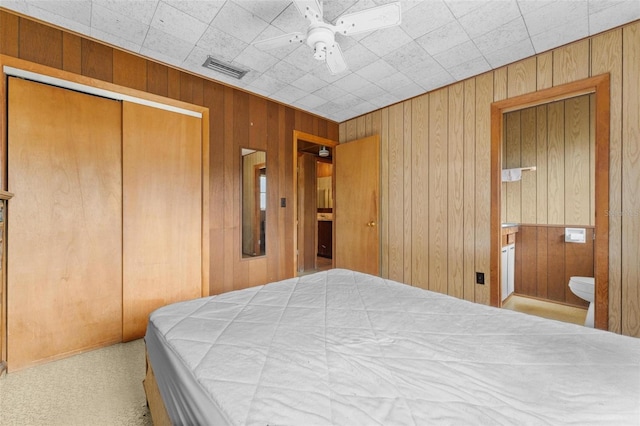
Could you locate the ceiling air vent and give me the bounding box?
[202,56,248,80]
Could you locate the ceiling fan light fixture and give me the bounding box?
[252,1,401,75]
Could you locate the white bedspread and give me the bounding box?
[146,269,640,425]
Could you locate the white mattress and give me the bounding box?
[145,269,640,425]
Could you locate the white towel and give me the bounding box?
[501,168,522,182]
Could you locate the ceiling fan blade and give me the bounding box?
[293,0,323,23]
[253,32,306,50]
[325,42,348,75]
[334,2,402,36]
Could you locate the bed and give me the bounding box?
[144,269,640,425]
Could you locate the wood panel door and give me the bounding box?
[122,102,202,341]
[297,152,317,272]
[7,77,123,371]
[335,135,380,274]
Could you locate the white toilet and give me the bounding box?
[568,276,595,327]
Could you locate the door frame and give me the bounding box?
[253,162,266,256]
[490,74,610,329]
[292,130,338,276]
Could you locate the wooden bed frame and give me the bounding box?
[143,348,172,426]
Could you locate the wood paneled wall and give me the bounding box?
[502,95,595,226]
[514,225,593,308]
[0,10,339,294]
[340,21,640,338]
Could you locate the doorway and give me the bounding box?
[490,75,610,329]
[293,131,338,276]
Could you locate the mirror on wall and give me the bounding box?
[242,148,266,258]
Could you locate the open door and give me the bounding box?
[335,135,380,275]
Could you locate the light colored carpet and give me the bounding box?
[503,294,588,326]
[0,339,152,426]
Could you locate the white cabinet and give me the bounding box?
[501,243,516,301]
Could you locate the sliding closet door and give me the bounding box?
[122,102,202,341]
[7,77,123,371]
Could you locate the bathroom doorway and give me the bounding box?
[490,75,610,329]
[293,131,337,276]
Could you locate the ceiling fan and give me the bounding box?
[252,0,402,75]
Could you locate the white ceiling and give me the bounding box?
[2,0,639,123]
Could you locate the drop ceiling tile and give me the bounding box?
[448,56,491,80]
[444,0,486,19]
[483,37,535,68]
[246,73,288,96]
[377,72,413,92]
[588,1,640,34]
[150,2,208,44]
[296,93,329,109]
[291,73,329,93]
[457,0,521,38]
[515,0,550,16]
[139,44,183,69]
[522,1,588,36]
[359,26,413,57]
[433,40,482,69]
[416,20,470,56]
[182,45,215,69]
[409,66,455,92]
[142,26,194,62]
[348,100,377,116]
[401,0,456,39]
[263,60,309,85]
[369,92,401,109]
[197,26,248,63]
[233,0,290,23]
[28,0,91,26]
[211,1,270,45]
[530,17,589,52]
[270,85,308,104]
[98,0,158,24]
[268,2,308,33]
[474,17,529,55]
[311,100,342,116]
[333,72,372,93]
[333,92,364,109]
[1,1,30,15]
[21,3,92,35]
[314,84,350,102]
[403,58,449,86]
[355,58,398,82]
[393,82,427,100]
[92,3,149,46]
[309,65,345,84]
[90,27,143,54]
[321,1,357,23]
[383,41,434,70]
[351,82,386,100]
[334,33,359,52]
[234,45,280,73]
[169,0,225,24]
[281,44,314,71]
[340,43,378,71]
